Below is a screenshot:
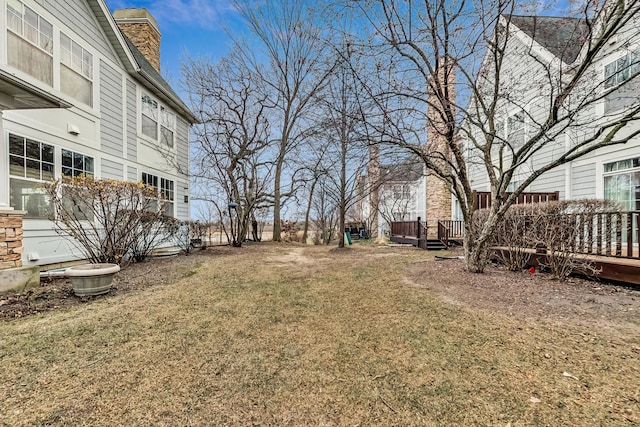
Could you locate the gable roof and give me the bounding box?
[381,156,424,183]
[86,0,196,123]
[509,15,589,64]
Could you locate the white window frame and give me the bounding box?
[604,51,640,89]
[60,32,93,79]
[142,172,175,217]
[61,149,94,178]
[8,133,55,219]
[6,0,53,55]
[140,92,176,148]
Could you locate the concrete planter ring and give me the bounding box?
[66,263,120,296]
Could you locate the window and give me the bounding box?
[604,157,640,173]
[160,107,175,148]
[141,93,176,147]
[160,178,174,216]
[6,0,53,85]
[142,173,174,216]
[62,149,94,177]
[8,133,54,218]
[142,172,158,189]
[60,32,93,106]
[604,157,640,212]
[141,94,158,139]
[604,51,640,89]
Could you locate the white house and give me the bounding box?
[0,0,196,269]
[356,155,427,237]
[463,10,640,214]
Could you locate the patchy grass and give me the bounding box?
[0,243,638,426]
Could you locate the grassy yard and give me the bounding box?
[1,243,638,426]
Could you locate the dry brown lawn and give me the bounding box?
[1,243,639,426]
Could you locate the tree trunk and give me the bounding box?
[463,206,501,273]
[302,178,318,244]
[272,155,284,242]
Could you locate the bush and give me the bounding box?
[46,176,172,265]
[476,199,620,279]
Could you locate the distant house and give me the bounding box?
[462,13,640,214]
[0,1,196,268]
[355,155,427,237]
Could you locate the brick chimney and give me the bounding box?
[425,58,454,236]
[113,8,161,72]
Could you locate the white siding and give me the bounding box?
[101,158,123,180]
[571,163,596,199]
[127,165,137,182]
[126,79,137,162]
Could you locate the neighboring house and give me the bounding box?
[355,155,427,237]
[463,12,640,214]
[0,0,196,267]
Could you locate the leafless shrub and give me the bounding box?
[46,176,170,265]
[491,205,532,271]
[530,200,619,280]
[128,211,177,262]
[485,199,620,279]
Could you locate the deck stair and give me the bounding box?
[426,238,448,250]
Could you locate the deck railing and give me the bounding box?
[391,219,426,239]
[437,220,465,243]
[494,210,640,260]
[390,210,639,260]
[473,191,559,210]
[564,211,639,259]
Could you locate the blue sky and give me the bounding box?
[104,0,241,89]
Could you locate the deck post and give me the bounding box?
[416,217,421,239]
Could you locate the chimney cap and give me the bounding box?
[113,8,160,37]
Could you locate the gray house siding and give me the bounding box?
[529,168,566,199]
[176,117,189,174]
[101,158,124,180]
[126,79,137,162]
[176,186,188,219]
[99,60,124,157]
[37,0,119,64]
[127,165,138,182]
[571,163,596,199]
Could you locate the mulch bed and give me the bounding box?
[0,246,232,321]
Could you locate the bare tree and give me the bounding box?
[318,40,373,247]
[184,49,273,247]
[234,0,333,241]
[353,0,640,272]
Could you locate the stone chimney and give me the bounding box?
[113,8,161,72]
[425,58,454,236]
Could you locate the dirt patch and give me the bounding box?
[0,246,232,321]
[404,251,640,335]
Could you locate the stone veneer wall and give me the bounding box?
[0,210,25,270]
